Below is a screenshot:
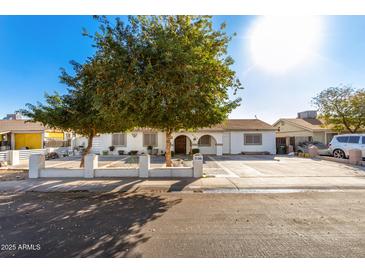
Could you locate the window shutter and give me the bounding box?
[143,133,158,147]
[244,134,262,145]
[112,133,126,146]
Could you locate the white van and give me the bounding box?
[329,134,365,158]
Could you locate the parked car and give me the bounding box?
[329,134,365,159]
[296,141,331,156]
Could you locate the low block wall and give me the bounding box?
[95,168,139,177]
[317,155,365,166]
[40,168,84,178]
[29,154,203,179]
[149,167,193,178]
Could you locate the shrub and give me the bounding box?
[102,150,109,155]
[118,150,124,155]
[192,148,200,154]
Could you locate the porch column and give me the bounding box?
[216,144,223,156]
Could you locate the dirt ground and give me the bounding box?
[0,170,28,181]
[0,190,364,258]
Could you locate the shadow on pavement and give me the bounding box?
[0,192,181,258]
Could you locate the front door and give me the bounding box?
[175,136,186,154]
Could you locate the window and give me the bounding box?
[112,133,126,146]
[308,136,313,142]
[143,133,157,147]
[362,136,365,144]
[348,136,360,144]
[198,135,211,146]
[244,134,262,145]
[336,136,349,143]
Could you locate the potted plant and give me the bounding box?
[118,150,124,155]
[147,145,153,154]
[102,150,109,156]
[109,145,115,152]
[192,148,200,154]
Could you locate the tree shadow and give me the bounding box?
[0,192,181,258]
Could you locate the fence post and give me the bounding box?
[139,154,150,178]
[29,154,45,178]
[193,154,203,178]
[216,144,223,156]
[8,150,20,166]
[84,154,98,178]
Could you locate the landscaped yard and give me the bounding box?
[0,169,28,181]
[6,154,365,179]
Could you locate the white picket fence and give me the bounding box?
[19,149,48,160]
[0,148,71,165]
[0,151,8,162]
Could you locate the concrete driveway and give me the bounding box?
[204,155,365,178]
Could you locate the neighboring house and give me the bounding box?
[272,111,338,151]
[0,119,69,151]
[74,119,276,155]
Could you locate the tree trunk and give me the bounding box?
[165,130,173,167]
[80,133,94,168]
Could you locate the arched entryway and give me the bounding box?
[174,135,192,154]
[197,134,217,155]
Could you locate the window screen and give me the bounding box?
[244,134,262,145]
[198,135,211,146]
[112,133,126,146]
[143,133,158,147]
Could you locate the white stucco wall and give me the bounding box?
[74,130,276,155]
[198,136,217,155]
[230,131,276,154]
[75,132,166,155]
[223,132,230,154]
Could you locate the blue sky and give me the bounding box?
[0,16,365,123]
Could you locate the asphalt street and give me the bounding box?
[0,190,364,257]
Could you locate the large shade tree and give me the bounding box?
[21,58,136,167]
[91,16,243,166]
[313,86,365,133]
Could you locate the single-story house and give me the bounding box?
[272,111,338,151]
[0,119,69,151]
[74,119,276,155]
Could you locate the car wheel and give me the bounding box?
[333,149,345,159]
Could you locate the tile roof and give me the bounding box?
[199,119,275,131]
[135,119,275,132]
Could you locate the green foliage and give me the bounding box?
[21,59,135,136]
[90,16,243,165]
[313,86,365,133]
[192,148,200,154]
[20,58,137,166]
